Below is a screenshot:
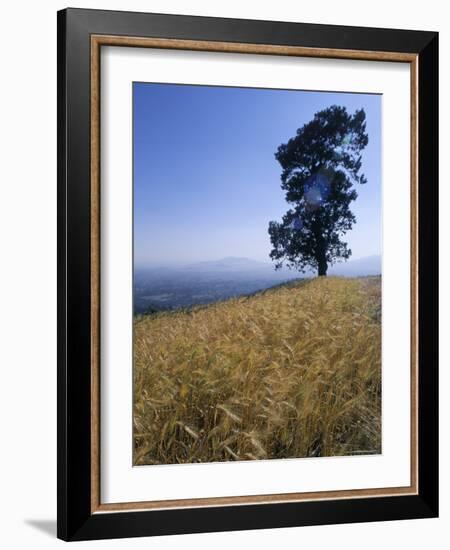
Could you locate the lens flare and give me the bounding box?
[289,216,303,231]
[303,171,331,210]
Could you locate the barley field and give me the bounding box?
[133,276,381,465]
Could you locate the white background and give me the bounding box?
[102,47,411,504]
[0,1,447,548]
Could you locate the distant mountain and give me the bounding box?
[184,257,272,272]
[183,255,381,277]
[136,255,381,278]
[329,255,381,277]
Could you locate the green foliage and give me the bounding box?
[268,105,369,276]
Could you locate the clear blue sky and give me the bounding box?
[133,82,381,267]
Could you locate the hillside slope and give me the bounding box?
[134,276,381,465]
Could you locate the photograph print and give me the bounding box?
[133,82,382,466]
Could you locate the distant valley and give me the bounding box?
[134,255,381,314]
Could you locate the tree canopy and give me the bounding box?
[268,105,369,276]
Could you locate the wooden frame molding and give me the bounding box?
[90,34,419,515]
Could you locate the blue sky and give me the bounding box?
[133,82,381,267]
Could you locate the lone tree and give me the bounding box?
[268,105,368,276]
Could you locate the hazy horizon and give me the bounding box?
[135,253,381,270]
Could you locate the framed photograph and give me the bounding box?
[57,8,438,541]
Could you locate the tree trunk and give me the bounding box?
[318,260,327,277]
[313,216,327,276]
[316,242,328,276]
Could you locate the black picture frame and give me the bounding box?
[57,7,438,542]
